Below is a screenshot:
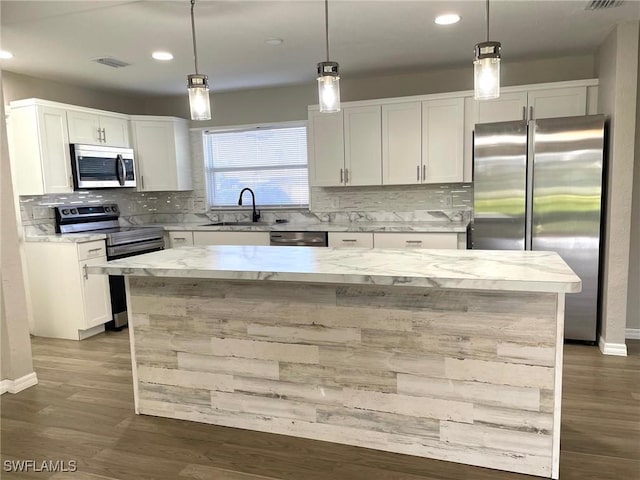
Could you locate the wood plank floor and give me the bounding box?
[1,331,639,480]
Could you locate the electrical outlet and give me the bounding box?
[331,198,340,209]
[442,195,453,208]
[32,206,52,220]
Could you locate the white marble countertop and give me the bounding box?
[87,245,581,293]
[25,232,107,243]
[160,221,469,233]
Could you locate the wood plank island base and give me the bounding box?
[89,246,581,479]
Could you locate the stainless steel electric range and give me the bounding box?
[55,204,165,330]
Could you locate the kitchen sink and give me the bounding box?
[201,221,269,226]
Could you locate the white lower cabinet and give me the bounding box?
[193,231,270,246]
[328,232,374,248]
[167,231,195,248]
[25,240,112,340]
[373,233,459,249]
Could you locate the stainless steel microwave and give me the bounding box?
[71,144,136,189]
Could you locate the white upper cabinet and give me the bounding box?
[7,101,73,195]
[308,109,344,186]
[473,86,588,125]
[343,105,382,186]
[422,98,464,184]
[131,116,192,192]
[382,101,422,185]
[67,110,130,147]
[527,87,588,120]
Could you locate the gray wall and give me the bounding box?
[2,71,147,114]
[627,29,640,333]
[142,54,596,126]
[0,68,35,385]
[596,21,640,349]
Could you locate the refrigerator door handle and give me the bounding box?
[529,106,534,121]
[525,122,535,250]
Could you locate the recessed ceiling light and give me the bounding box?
[435,14,461,25]
[0,50,14,59]
[264,38,284,46]
[152,51,174,61]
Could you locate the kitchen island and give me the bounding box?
[89,246,581,479]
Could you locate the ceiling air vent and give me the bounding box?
[585,0,624,10]
[92,57,131,68]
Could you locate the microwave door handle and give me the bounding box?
[116,154,125,186]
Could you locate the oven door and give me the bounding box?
[71,144,136,189]
[106,240,164,330]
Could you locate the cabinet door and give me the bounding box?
[475,92,527,124]
[67,110,101,144]
[308,110,344,186]
[527,87,587,120]
[344,106,382,186]
[374,233,458,249]
[134,120,177,191]
[38,106,74,193]
[168,231,194,248]
[100,115,130,147]
[193,231,270,246]
[382,102,422,185]
[328,232,374,248]
[80,257,112,329]
[422,98,464,184]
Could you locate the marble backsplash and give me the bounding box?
[19,182,472,235]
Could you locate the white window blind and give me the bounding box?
[204,124,309,207]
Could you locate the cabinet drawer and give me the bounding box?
[78,241,107,261]
[328,232,374,248]
[168,231,194,247]
[373,233,458,249]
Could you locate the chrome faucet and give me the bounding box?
[238,188,261,222]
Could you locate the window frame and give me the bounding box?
[201,121,309,210]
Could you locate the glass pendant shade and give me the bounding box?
[474,41,501,100]
[188,73,211,121]
[318,74,340,113]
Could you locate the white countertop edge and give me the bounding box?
[86,265,580,293]
[25,233,107,243]
[161,222,470,233]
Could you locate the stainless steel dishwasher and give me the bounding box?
[269,231,328,247]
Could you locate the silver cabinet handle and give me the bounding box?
[529,106,534,121]
[102,128,107,143]
[96,128,102,142]
[341,239,358,243]
[88,248,102,253]
[69,176,73,188]
[345,168,349,184]
[83,264,89,280]
[522,106,526,121]
[416,165,420,181]
[340,168,344,184]
[174,237,186,241]
[422,165,426,182]
[141,175,145,189]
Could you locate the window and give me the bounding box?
[204,123,309,208]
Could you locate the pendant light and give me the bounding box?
[187,0,211,120]
[317,0,340,113]
[473,0,501,100]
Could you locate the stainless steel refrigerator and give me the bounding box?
[469,115,606,342]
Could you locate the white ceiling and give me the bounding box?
[1,1,639,96]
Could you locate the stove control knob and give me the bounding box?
[62,209,70,215]
[70,208,78,214]
[112,206,118,212]
[104,207,111,212]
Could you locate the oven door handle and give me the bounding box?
[116,154,125,186]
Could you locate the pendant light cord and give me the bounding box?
[325,0,330,61]
[485,0,490,42]
[191,0,199,74]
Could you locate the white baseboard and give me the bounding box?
[598,336,628,356]
[625,328,640,340]
[0,372,38,394]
